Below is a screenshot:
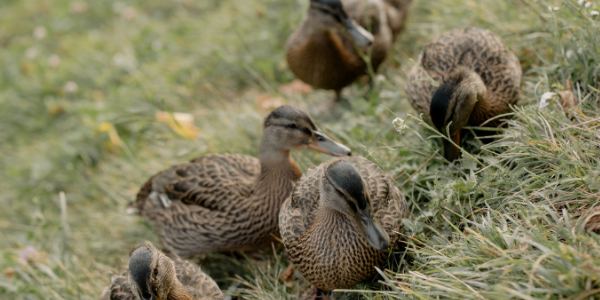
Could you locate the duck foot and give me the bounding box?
[301,286,331,300]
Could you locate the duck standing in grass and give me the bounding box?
[286,0,412,103]
[279,156,408,294]
[132,105,351,258]
[406,27,522,161]
[99,242,223,300]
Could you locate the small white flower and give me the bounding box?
[566,49,575,59]
[48,54,61,67]
[548,6,559,11]
[586,2,592,8]
[25,47,38,59]
[34,26,47,39]
[591,10,599,16]
[392,117,407,133]
[578,0,585,5]
[539,92,555,109]
[65,81,78,93]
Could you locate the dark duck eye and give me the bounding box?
[287,123,297,129]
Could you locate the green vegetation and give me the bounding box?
[0,0,599,299]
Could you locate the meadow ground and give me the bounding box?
[1,0,599,299]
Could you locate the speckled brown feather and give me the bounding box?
[406,27,522,127]
[135,153,300,258]
[279,156,408,291]
[100,249,223,300]
[286,0,412,92]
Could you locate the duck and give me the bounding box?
[286,0,412,102]
[279,156,408,292]
[132,105,352,258]
[406,27,522,161]
[99,242,223,300]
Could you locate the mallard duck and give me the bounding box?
[406,27,522,161]
[279,156,408,292]
[286,0,412,102]
[133,105,351,258]
[99,242,223,300]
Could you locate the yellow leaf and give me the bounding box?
[156,111,200,139]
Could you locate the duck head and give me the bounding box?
[261,105,351,157]
[128,242,176,300]
[309,0,374,47]
[429,67,486,161]
[320,160,390,250]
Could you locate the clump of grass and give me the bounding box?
[1,0,600,299]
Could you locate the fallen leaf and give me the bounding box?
[98,122,123,148]
[256,94,285,112]
[5,268,14,280]
[47,104,65,116]
[278,79,312,95]
[156,111,200,139]
[280,265,295,288]
[558,79,578,111]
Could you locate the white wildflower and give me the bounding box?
[566,49,575,59]
[591,10,599,16]
[548,6,559,11]
[578,0,584,5]
[34,26,47,39]
[539,92,555,109]
[586,2,592,8]
[25,47,38,59]
[48,54,61,67]
[65,81,78,93]
[392,117,407,133]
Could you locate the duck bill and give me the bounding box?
[341,17,373,47]
[355,207,390,250]
[443,132,461,162]
[307,130,352,156]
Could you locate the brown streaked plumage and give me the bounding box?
[99,242,223,300]
[286,0,412,100]
[406,27,522,161]
[279,156,408,291]
[133,105,351,258]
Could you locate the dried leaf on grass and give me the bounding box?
[156,111,200,139]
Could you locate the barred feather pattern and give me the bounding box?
[279,156,408,291]
[135,153,300,258]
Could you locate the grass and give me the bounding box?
[0,0,599,299]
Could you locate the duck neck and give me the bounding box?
[256,146,302,215]
[431,68,487,134]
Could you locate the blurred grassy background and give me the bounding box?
[0,0,599,299]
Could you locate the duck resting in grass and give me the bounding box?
[406,27,522,161]
[132,105,351,258]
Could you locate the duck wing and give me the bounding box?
[134,153,260,222]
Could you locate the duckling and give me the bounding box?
[406,27,522,161]
[133,105,351,258]
[279,156,408,291]
[286,0,412,102]
[99,242,223,300]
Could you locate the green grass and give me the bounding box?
[1,0,599,299]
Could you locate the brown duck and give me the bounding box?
[133,105,351,258]
[286,0,412,102]
[406,27,522,161]
[99,242,223,300]
[279,156,408,292]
